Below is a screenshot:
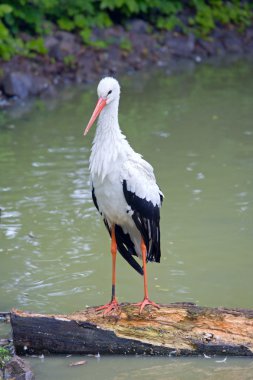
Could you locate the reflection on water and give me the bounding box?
[1,59,253,378]
[30,356,253,380]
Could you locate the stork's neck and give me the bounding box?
[97,99,120,136]
[89,100,132,181]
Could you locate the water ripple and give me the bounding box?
[1,210,21,219]
[3,225,21,238]
[32,162,56,167]
[196,172,205,180]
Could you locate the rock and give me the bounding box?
[244,27,253,44]
[0,98,10,108]
[30,76,50,95]
[127,53,145,71]
[196,38,216,56]
[4,355,34,380]
[45,31,80,61]
[75,50,98,83]
[221,31,243,54]
[245,40,253,55]
[107,45,121,63]
[130,32,158,63]
[91,26,125,47]
[2,72,32,99]
[195,36,226,57]
[48,40,79,61]
[0,339,9,346]
[165,32,195,57]
[0,21,253,107]
[44,35,59,51]
[126,19,150,34]
[55,31,76,44]
[2,72,50,99]
[244,27,253,54]
[95,46,122,76]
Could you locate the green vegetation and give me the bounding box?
[0,346,11,369]
[63,54,76,67]
[0,0,252,60]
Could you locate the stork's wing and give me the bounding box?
[92,184,144,275]
[121,157,163,263]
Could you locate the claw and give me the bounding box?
[95,299,119,316]
[133,298,160,314]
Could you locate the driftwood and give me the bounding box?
[11,303,253,357]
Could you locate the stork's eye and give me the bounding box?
[107,90,112,95]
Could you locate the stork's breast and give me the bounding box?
[93,175,130,225]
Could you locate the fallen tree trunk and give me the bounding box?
[11,303,253,357]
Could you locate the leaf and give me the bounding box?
[58,18,75,31]
[26,37,47,54]
[69,360,87,367]
[0,20,9,38]
[0,4,12,17]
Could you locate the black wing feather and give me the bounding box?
[115,225,143,275]
[92,185,101,214]
[123,179,161,263]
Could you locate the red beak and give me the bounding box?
[84,97,107,136]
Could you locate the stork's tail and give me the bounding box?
[115,225,144,275]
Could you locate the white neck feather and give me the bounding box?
[89,100,132,181]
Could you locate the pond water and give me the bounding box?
[1,59,253,378]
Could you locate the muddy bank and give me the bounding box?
[1,20,253,106]
[1,355,34,380]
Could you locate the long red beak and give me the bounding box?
[83,97,107,136]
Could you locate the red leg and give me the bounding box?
[96,225,119,315]
[134,239,160,313]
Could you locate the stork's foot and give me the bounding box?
[133,298,160,314]
[95,299,119,316]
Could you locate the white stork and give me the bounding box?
[84,77,163,314]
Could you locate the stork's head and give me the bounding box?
[84,77,120,136]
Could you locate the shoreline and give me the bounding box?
[1,20,253,107]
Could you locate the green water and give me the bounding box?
[1,60,253,378]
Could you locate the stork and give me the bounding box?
[84,77,163,314]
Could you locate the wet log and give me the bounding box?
[11,303,253,357]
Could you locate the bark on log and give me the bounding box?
[11,303,253,357]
